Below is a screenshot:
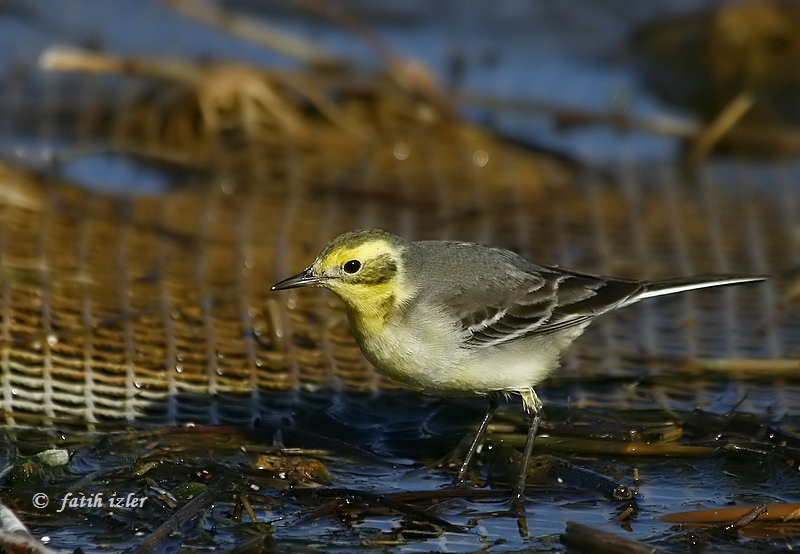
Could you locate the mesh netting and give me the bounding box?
[0,1,797,427]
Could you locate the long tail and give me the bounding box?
[633,274,766,304]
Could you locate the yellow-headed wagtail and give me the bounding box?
[272,228,765,508]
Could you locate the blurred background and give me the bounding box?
[0,0,799,552]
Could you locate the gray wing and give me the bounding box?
[461,267,643,348]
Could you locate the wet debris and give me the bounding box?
[223,533,278,554]
[132,489,213,553]
[660,502,800,539]
[542,414,684,444]
[529,455,634,503]
[252,453,332,487]
[3,449,71,483]
[723,504,768,532]
[496,429,717,458]
[0,500,57,554]
[288,487,466,534]
[684,409,800,450]
[561,521,664,554]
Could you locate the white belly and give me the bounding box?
[355,313,589,398]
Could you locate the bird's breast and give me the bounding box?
[347,307,466,392]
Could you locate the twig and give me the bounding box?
[724,504,767,532]
[561,521,663,554]
[533,455,634,501]
[39,46,198,82]
[298,0,454,117]
[460,93,697,137]
[660,502,800,524]
[131,489,212,553]
[288,488,465,533]
[678,358,800,376]
[168,0,342,67]
[687,91,755,168]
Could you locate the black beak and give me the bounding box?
[271,268,320,291]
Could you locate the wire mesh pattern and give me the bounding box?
[0,135,795,425]
[0,2,797,428]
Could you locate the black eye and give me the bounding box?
[343,260,362,274]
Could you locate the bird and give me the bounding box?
[271,228,765,509]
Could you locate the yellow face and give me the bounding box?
[272,229,415,332]
[311,236,403,317]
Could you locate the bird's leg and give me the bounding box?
[452,394,500,488]
[511,389,543,511]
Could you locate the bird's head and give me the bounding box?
[272,229,414,325]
